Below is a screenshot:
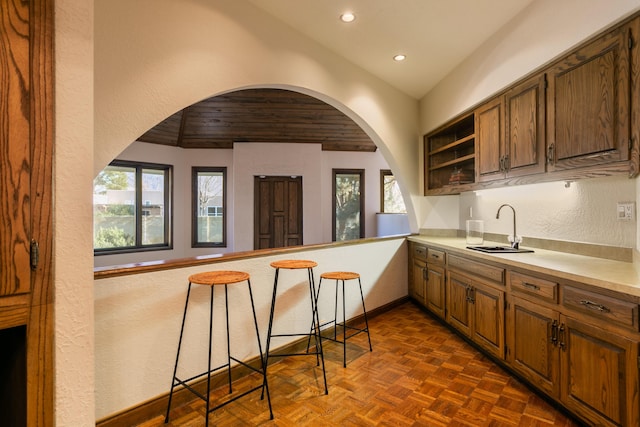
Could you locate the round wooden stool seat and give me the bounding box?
[320,271,360,281]
[188,270,250,286]
[270,259,317,269]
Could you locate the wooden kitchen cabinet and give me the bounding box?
[508,295,560,397]
[475,96,504,182]
[0,0,54,425]
[503,74,546,178]
[559,315,639,426]
[411,257,427,305]
[476,74,546,183]
[447,270,505,359]
[425,265,445,318]
[546,21,631,172]
[409,243,427,304]
[424,113,475,194]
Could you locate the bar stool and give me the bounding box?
[165,270,273,426]
[263,260,328,395]
[315,271,372,368]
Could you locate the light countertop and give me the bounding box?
[408,236,640,298]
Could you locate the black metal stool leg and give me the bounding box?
[262,268,279,397]
[224,284,232,394]
[342,279,347,367]
[309,268,328,394]
[358,277,373,352]
[165,283,193,423]
[204,285,215,427]
[246,279,274,419]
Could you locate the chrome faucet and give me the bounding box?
[496,203,521,249]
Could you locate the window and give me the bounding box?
[93,160,172,253]
[380,170,406,213]
[192,167,226,247]
[333,169,364,241]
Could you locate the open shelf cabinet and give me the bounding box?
[424,113,475,194]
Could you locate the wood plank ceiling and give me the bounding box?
[137,88,377,152]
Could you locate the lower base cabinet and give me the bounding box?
[447,270,504,359]
[426,264,446,319]
[507,296,560,397]
[560,316,639,426]
[409,242,640,426]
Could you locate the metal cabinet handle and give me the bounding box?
[547,143,555,165]
[558,323,566,350]
[580,299,610,313]
[523,282,540,291]
[465,286,475,303]
[550,320,558,345]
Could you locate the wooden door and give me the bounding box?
[547,24,630,171]
[504,73,546,178]
[446,272,472,338]
[1,0,33,299]
[1,0,54,425]
[560,315,639,426]
[471,282,505,359]
[426,264,445,319]
[475,96,505,182]
[507,296,560,397]
[254,176,303,249]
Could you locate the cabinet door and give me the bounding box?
[1,0,32,297]
[410,258,426,305]
[426,264,445,319]
[547,25,630,171]
[446,272,472,337]
[472,282,505,359]
[504,74,546,178]
[560,315,639,426]
[507,296,560,397]
[475,96,505,182]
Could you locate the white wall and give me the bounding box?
[459,176,637,248]
[94,238,408,420]
[419,0,640,249]
[95,141,393,267]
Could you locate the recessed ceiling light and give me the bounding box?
[340,12,356,23]
[393,54,406,62]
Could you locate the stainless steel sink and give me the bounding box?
[466,246,534,254]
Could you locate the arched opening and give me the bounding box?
[93,88,409,267]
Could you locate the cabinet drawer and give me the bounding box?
[563,286,639,331]
[448,254,504,285]
[510,271,557,303]
[412,244,427,260]
[427,248,445,265]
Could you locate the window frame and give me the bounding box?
[380,169,406,213]
[332,169,365,242]
[191,166,227,248]
[94,159,173,255]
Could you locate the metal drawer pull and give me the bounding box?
[430,254,440,259]
[522,282,540,291]
[580,299,610,313]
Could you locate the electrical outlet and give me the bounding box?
[617,202,635,221]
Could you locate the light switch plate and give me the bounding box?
[617,202,635,221]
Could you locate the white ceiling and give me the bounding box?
[249,0,536,99]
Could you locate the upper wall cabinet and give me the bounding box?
[424,14,640,195]
[424,113,475,194]
[546,22,631,171]
[504,74,547,178]
[476,74,546,183]
[475,96,503,182]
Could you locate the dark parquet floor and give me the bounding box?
[146,302,582,426]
